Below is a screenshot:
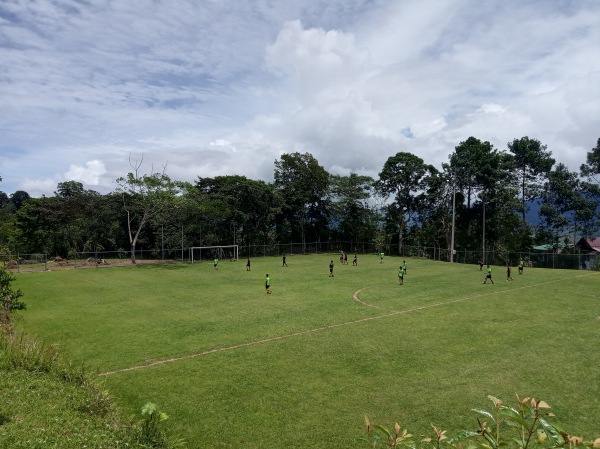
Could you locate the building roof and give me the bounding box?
[576,237,600,253]
[533,243,569,251]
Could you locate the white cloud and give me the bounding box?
[1,0,599,197]
[64,160,107,186]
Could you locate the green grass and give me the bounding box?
[10,255,600,448]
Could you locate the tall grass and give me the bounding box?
[0,327,186,448]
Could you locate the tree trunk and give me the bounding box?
[130,243,137,264]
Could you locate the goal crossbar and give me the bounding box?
[189,245,238,263]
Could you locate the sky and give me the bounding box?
[1,0,599,197]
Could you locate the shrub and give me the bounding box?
[362,395,600,449]
[0,266,25,324]
[138,402,186,448]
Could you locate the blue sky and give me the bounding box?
[1,0,599,196]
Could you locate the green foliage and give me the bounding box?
[0,266,25,322]
[274,152,330,249]
[376,152,438,253]
[363,395,600,449]
[0,331,59,372]
[0,326,184,448]
[508,136,555,224]
[138,402,185,448]
[116,156,183,263]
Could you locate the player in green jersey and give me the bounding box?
[482,265,494,284]
[398,266,405,285]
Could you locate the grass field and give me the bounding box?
[12,255,600,448]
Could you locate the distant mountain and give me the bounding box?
[524,199,600,237]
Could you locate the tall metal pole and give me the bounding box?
[450,179,456,263]
[482,201,486,265]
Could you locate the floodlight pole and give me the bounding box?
[450,177,456,263]
[482,201,486,265]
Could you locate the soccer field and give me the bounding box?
[13,255,600,448]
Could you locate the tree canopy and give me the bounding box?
[0,136,598,260]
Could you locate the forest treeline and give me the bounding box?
[1,135,599,261]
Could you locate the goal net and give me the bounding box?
[189,245,239,263]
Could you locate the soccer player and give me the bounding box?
[265,274,272,294]
[214,258,219,270]
[282,254,288,267]
[403,260,407,274]
[329,260,334,277]
[380,252,384,263]
[398,266,405,285]
[506,262,513,281]
[518,258,524,275]
[344,252,348,265]
[246,258,251,271]
[478,260,484,271]
[353,253,357,266]
[482,265,494,284]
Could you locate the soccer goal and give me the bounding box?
[189,245,239,263]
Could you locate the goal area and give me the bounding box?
[189,245,239,263]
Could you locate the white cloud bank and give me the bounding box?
[0,0,599,196]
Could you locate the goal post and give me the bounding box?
[189,245,239,263]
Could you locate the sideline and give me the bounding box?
[98,271,599,377]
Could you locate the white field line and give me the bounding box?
[97,272,599,377]
[571,291,600,299]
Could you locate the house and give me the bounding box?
[575,237,600,270]
[576,237,600,254]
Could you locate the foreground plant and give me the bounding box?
[362,395,600,449]
[0,266,25,324]
[138,402,186,448]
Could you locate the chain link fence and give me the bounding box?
[4,243,598,272]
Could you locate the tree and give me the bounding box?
[10,190,31,210]
[580,137,600,188]
[507,136,555,224]
[329,173,376,247]
[579,137,600,235]
[194,175,279,251]
[116,156,181,264]
[55,180,86,197]
[447,137,496,210]
[539,164,587,248]
[274,153,330,252]
[447,137,518,252]
[375,152,437,255]
[416,167,458,259]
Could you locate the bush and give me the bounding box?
[138,402,186,448]
[362,395,600,449]
[0,266,25,324]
